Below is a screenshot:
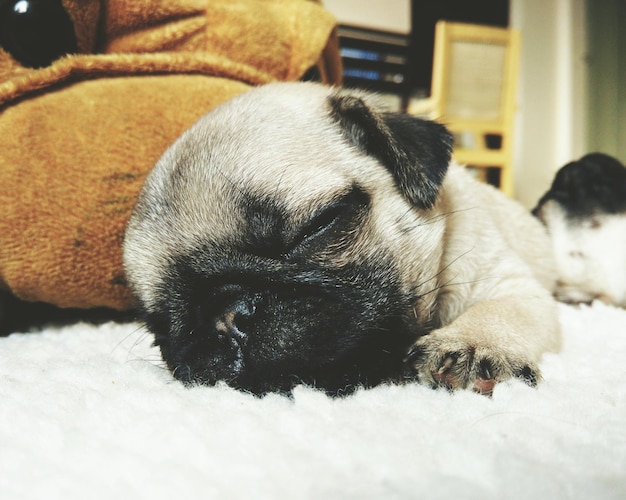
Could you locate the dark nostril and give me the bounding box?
[195,288,266,347]
[224,293,265,338]
[231,295,259,320]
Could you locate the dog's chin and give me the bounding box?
[142,255,421,397]
[167,320,414,397]
[147,298,418,397]
[165,341,411,397]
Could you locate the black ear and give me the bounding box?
[534,153,626,217]
[329,94,453,209]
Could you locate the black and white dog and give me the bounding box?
[533,152,626,308]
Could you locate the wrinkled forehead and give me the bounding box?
[131,82,406,261]
[159,96,381,220]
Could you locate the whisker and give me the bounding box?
[414,276,498,301]
[396,204,420,225]
[215,166,247,197]
[110,323,149,355]
[273,165,289,199]
[411,247,475,293]
[108,321,169,373]
[400,207,479,233]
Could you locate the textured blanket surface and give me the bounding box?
[1,301,625,499]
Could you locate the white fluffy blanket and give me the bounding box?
[1,301,625,499]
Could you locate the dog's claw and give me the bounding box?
[429,352,461,389]
[404,344,425,366]
[405,332,541,394]
[437,352,458,374]
[514,365,540,387]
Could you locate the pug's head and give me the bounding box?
[123,82,452,395]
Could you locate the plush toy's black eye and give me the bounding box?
[0,0,78,68]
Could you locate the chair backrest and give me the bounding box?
[431,21,520,127]
[427,21,521,195]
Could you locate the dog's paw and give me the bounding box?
[404,330,540,395]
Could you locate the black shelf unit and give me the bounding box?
[337,25,412,110]
[332,0,510,111]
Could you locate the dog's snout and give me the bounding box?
[181,285,268,384]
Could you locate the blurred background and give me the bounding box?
[323,0,626,208]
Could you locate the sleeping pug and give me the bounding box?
[123,82,561,396]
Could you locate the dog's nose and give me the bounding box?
[212,295,258,346]
[194,284,264,350]
[187,286,266,382]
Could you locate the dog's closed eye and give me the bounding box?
[290,202,345,249]
[285,187,369,256]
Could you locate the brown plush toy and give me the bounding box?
[0,0,341,312]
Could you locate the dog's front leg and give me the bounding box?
[406,294,561,395]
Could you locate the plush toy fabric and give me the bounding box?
[0,0,341,310]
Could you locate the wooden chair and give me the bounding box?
[410,21,521,196]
